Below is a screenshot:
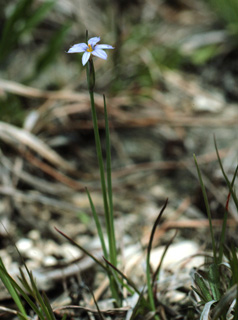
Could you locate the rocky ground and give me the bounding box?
[0,0,237,318]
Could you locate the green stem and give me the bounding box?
[86,60,117,266]
[85,58,120,305]
[103,94,117,265]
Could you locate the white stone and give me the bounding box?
[150,240,203,271]
[27,247,44,261]
[61,243,81,260]
[16,238,33,253]
[43,256,57,267]
[44,240,60,255]
[193,95,223,113]
[28,230,40,241]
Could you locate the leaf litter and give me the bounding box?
[0,0,238,319]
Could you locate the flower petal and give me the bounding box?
[82,52,91,65]
[96,44,114,50]
[88,37,100,46]
[67,43,87,53]
[92,48,107,60]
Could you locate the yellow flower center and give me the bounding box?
[86,44,93,52]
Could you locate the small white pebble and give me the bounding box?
[26,260,40,270]
[28,230,40,241]
[193,95,223,113]
[43,256,57,267]
[44,240,60,256]
[16,238,33,253]
[0,250,12,267]
[61,243,81,260]
[27,248,44,261]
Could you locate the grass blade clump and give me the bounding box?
[192,271,213,303]
[86,188,108,259]
[0,262,56,320]
[86,66,120,304]
[193,154,217,263]
[146,199,168,319]
[208,264,221,301]
[0,0,55,63]
[103,93,116,259]
[207,0,238,35]
[0,258,27,318]
[152,230,177,287]
[214,137,238,211]
[212,284,237,319]
[200,299,217,320]
[24,22,71,84]
[86,59,117,270]
[192,144,238,319]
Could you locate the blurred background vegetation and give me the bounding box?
[1,0,238,125]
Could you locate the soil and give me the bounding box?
[0,0,238,319]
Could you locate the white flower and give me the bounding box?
[67,36,114,66]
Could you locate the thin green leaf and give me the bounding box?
[17,313,29,320]
[0,266,45,320]
[28,271,54,320]
[152,230,177,286]
[208,264,221,300]
[230,246,238,318]
[42,292,56,320]
[18,268,34,296]
[213,284,237,319]
[146,199,168,319]
[61,314,67,320]
[194,272,213,303]
[0,259,27,316]
[191,285,206,304]
[35,22,70,73]
[0,226,53,320]
[0,0,55,63]
[89,288,106,320]
[86,61,117,267]
[55,227,106,270]
[193,154,217,263]
[21,1,55,34]
[0,0,33,60]
[56,227,121,306]
[103,257,140,296]
[214,137,238,210]
[86,59,119,304]
[86,188,108,259]
[103,94,117,264]
[129,289,146,320]
[229,245,238,285]
[218,206,228,264]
